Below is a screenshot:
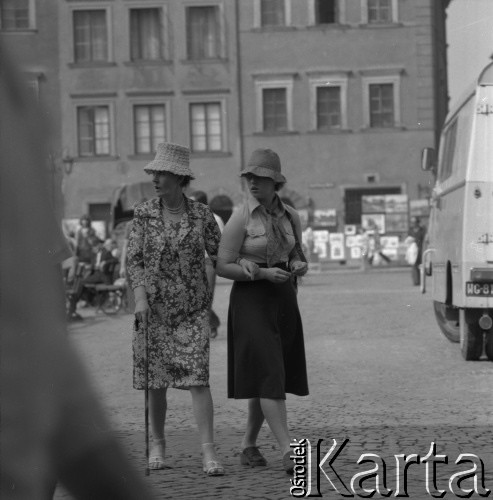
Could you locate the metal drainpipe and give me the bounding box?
[234,0,245,178]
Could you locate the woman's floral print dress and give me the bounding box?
[127,196,221,389]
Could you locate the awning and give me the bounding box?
[112,182,155,212]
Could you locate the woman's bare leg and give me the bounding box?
[241,398,265,449]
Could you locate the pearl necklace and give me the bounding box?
[162,197,184,214]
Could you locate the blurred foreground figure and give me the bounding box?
[0,46,154,499]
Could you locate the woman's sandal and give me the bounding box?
[203,460,225,476]
[202,442,225,476]
[149,438,166,470]
[240,446,267,467]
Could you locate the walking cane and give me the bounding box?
[143,318,150,476]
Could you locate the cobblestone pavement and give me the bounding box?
[54,269,493,499]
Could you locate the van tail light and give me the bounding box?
[470,268,493,282]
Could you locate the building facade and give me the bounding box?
[59,0,241,230]
[57,0,448,236]
[237,0,448,230]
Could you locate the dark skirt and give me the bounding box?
[227,277,309,399]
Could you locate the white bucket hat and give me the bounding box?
[143,142,195,179]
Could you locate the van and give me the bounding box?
[421,62,493,361]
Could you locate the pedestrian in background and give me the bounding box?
[0,43,154,500]
[190,190,225,338]
[75,215,100,265]
[127,143,224,475]
[217,148,309,475]
[408,216,427,286]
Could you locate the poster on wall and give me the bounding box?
[350,246,362,259]
[344,224,356,236]
[313,230,329,259]
[345,235,358,247]
[361,214,385,234]
[329,233,345,260]
[362,195,386,213]
[385,194,408,213]
[314,209,337,227]
[385,213,409,233]
[381,236,400,249]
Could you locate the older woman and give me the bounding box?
[127,142,224,475]
[217,148,309,475]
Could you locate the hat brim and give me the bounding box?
[240,165,286,183]
[144,160,195,180]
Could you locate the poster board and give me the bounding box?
[314,209,337,227]
[329,232,345,260]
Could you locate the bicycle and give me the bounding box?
[84,278,127,316]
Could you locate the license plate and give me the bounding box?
[466,282,493,296]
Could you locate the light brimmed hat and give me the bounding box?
[144,142,195,179]
[240,148,287,184]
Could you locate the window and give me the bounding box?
[73,10,108,63]
[263,89,287,131]
[369,84,394,127]
[316,87,341,129]
[255,77,294,132]
[186,6,222,60]
[362,0,398,24]
[309,75,347,130]
[77,106,111,157]
[438,119,458,182]
[260,0,285,27]
[190,102,223,152]
[130,8,165,61]
[0,0,34,30]
[368,0,391,23]
[362,74,401,128]
[315,0,338,24]
[134,104,166,154]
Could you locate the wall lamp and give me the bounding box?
[62,154,75,175]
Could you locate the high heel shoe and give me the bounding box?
[202,443,225,476]
[149,438,166,470]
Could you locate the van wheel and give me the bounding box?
[460,323,484,361]
[485,335,493,361]
[433,301,460,343]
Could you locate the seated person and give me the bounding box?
[78,239,119,307]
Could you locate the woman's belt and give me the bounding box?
[257,262,289,271]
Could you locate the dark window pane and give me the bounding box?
[315,0,338,24]
[316,86,341,129]
[261,0,285,27]
[73,10,108,63]
[369,84,394,128]
[130,8,162,61]
[368,0,392,23]
[186,6,220,60]
[0,0,29,29]
[263,88,287,131]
